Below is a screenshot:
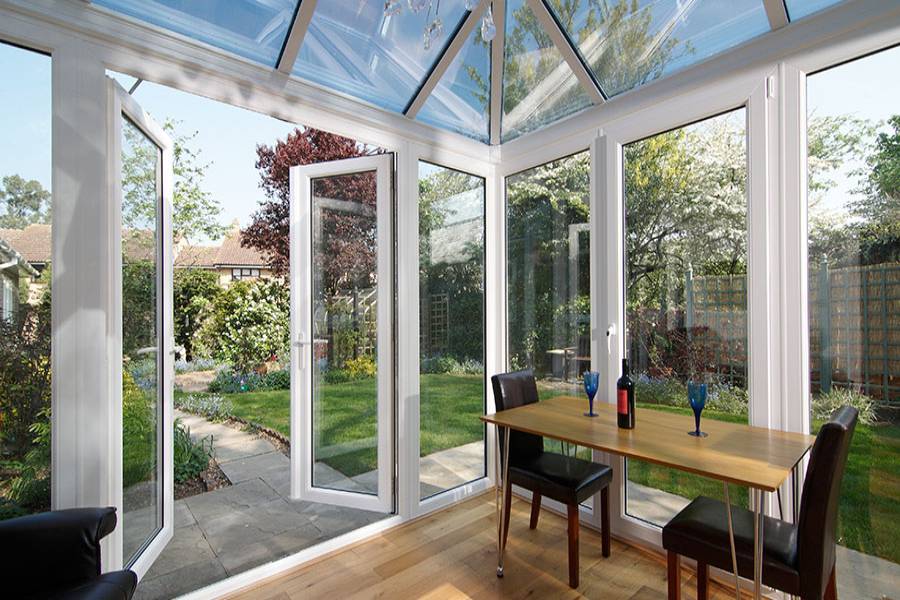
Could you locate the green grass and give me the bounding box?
[179,378,899,564]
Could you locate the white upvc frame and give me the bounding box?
[289,154,394,514]
[398,142,496,518]
[108,79,175,578]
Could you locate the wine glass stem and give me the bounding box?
[694,411,701,434]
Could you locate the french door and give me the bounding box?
[289,154,394,513]
[109,79,175,577]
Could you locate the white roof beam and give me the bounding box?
[489,0,505,145]
[405,0,490,118]
[526,0,605,104]
[276,0,317,74]
[763,0,790,29]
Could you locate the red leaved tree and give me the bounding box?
[242,127,381,293]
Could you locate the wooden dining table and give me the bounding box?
[481,396,816,600]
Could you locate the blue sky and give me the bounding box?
[0,44,51,190]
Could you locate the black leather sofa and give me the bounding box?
[0,507,137,600]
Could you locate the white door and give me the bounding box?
[290,154,394,513]
[109,79,175,578]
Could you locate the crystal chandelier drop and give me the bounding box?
[383,0,496,50]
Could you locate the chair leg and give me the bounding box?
[600,486,610,557]
[567,503,580,588]
[667,551,681,600]
[502,479,512,550]
[529,492,541,529]
[824,564,837,600]
[696,561,709,600]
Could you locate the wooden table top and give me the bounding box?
[481,396,816,491]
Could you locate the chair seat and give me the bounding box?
[662,496,800,594]
[53,570,137,600]
[509,452,612,506]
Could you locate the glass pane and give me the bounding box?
[546,0,770,99]
[506,151,595,489]
[785,0,844,21]
[502,0,594,142]
[0,43,52,522]
[807,46,900,593]
[418,162,485,500]
[311,171,380,495]
[294,0,470,113]
[94,0,297,66]
[120,117,163,564]
[623,108,749,526]
[417,20,491,141]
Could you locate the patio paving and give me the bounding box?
[134,412,388,600]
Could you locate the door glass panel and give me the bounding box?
[311,171,379,495]
[120,116,163,564]
[506,151,594,502]
[623,108,749,526]
[418,162,485,500]
[807,46,900,592]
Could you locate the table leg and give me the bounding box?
[723,483,740,600]
[752,489,764,600]
[496,425,511,578]
[791,462,801,523]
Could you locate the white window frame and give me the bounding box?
[108,78,175,577]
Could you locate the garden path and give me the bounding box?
[133,411,387,600]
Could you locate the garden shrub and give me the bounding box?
[812,388,877,425]
[8,407,51,512]
[126,357,158,392]
[420,355,484,375]
[176,394,234,421]
[173,419,213,484]
[345,355,376,379]
[175,358,219,373]
[122,371,156,488]
[322,368,352,384]
[634,375,748,416]
[207,366,290,393]
[0,498,28,521]
[174,268,221,362]
[196,279,290,373]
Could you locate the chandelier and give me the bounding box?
[384,0,496,50]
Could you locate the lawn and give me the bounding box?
[180,377,899,564]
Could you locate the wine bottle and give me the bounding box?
[617,358,635,429]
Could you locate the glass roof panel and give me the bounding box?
[293,0,471,114]
[502,0,594,142]
[417,21,491,142]
[547,0,770,98]
[784,0,843,21]
[94,0,297,67]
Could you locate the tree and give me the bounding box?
[122,118,225,244]
[243,127,378,284]
[0,175,50,228]
[853,114,900,263]
[173,269,221,361]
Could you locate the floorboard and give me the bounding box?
[227,493,740,599]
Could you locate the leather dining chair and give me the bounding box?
[662,405,858,600]
[491,369,613,588]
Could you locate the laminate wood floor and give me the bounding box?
[228,492,740,600]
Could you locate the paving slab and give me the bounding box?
[135,557,227,600]
[219,449,289,484]
[174,500,196,529]
[199,498,313,554]
[143,524,216,581]
[184,478,280,523]
[176,409,274,464]
[217,522,324,575]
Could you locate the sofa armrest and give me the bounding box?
[0,507,118,597]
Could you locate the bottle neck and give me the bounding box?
[621,358,629,375]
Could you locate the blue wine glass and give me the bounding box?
[583,371,600,417]
[687,381,708,437]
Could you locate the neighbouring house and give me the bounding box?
[0,233,39,321]
[175,222,274,285]
[0,222,273,301]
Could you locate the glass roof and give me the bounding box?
[417,22,491,142]
[502,0,594,142]
[547,0,770,99]
[91,0,846,144]
[293,0,470,114]
[784,0,844,21]
[94,0,297,67]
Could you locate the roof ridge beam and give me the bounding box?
[277,0,317,74]
[526,0,605,104]
[489,0,505,145]
[763,0,790,30]
[405,0,490,119]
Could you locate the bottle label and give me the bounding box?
[617,389,628,415]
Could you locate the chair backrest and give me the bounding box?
[490,369,544,461]
[797,405,858,598]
